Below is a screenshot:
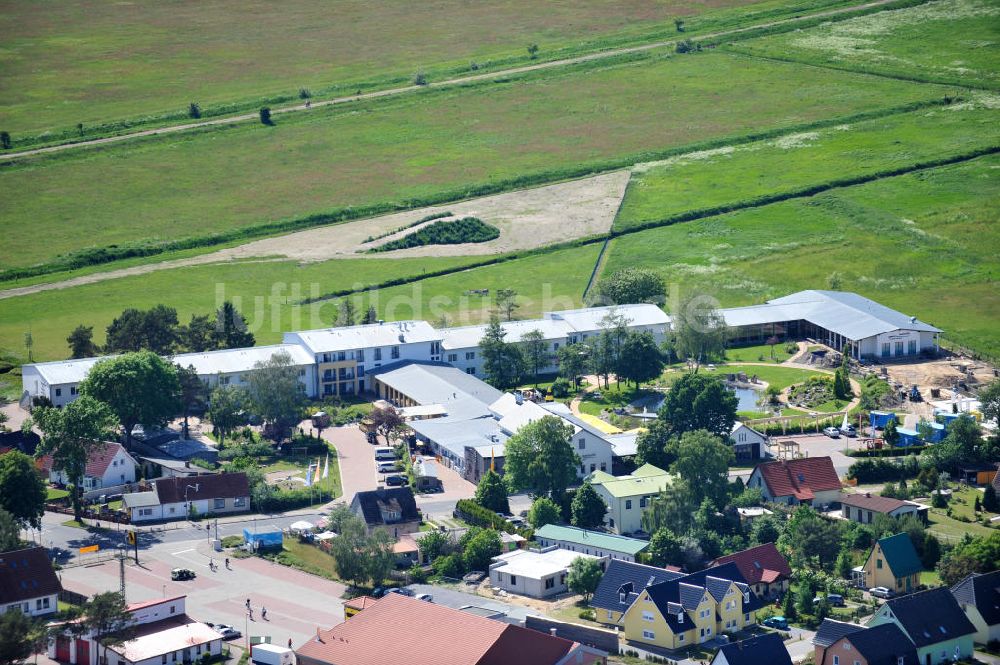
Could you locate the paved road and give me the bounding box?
[0,0,904,163]
[323,424,379,506]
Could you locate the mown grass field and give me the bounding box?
[726,0,1000,89]
[614,102,1000,231]
[0,51,953,273]
[0,0,860,138]
[0,243,598,362]
[603,153,1000,359]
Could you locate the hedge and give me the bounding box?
[847,457,920,483]
[455,499,533,540]
[370,217,499,252]
[848,446,927,458]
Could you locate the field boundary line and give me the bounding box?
[582,172,637,300]
[0,0,926,161]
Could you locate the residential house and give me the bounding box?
[868,587,976,664]
[349,487,421,537]
[813,619,918,665]
[730,423,769,461]
[49,595,223,665]
[711,543,793,600]
[747,457,842,508]
[489,546,605,599]
[40,441,138,491]
[0,546,61,617]
[621,562,762,650]
[840,492,924,525]
[534,524,648,563]
[951,571,1000,645]
[589,464,675,535]
[712,633,792,665]
[858,533,922,594]
[591,559,683,628]
[294,592,607,665]
[122,472,250,523]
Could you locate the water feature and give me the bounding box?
[639,385,762,415]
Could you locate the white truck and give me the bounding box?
[251,643,294,665]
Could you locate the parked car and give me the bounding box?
[814,594,845,607]
[463,571,487,585]
[416,593,433,603]
[386,587,415,597]
[376,461,397,473]
[762,616,788,630]
[839,424,857,437]
[213,624,241,640]
[870,586,893,599]
[372,587,397,598]
[385,475,407,487]
[170,568,196,581]
[823,426,841,438]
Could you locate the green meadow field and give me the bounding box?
[0,0,856,138]
[614,102,1000,231]
[0,52,954,273]
[602,153,1000,358]
[728,0,1000,88]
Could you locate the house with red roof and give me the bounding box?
[747,457,842,508]
[711,543,793,600]
[39,441,138,491]
[295,592,607,665]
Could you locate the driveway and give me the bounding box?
[321,424,379,506]
[415,457,477,519]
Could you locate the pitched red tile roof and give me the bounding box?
[343,596,377,612]
[38,441,132,479]
[295,592,580,665]
[712,543,792,587]
[0,546,62,605]
[840,491,916,514]
[153,472,249,503]
[754,457,841,500]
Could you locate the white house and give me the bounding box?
[173,343,315,397]
[40,441,138,491]
[123,473,250,523]
[489,546,606,599]
[49,595,223,665]
[589,464,675,535]
[20,356,108,408]
[0,546,61,617]
[730,422,769,461]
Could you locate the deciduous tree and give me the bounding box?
[0,509,21,553]
[593,268,665,305]
[657,372,737,439]
[0,453,46,529]
[246,350,306,440]
[495,288,519,321]
[672,430,733,509]
[462,529,502,571]
[176,364,207,438]
[557,344,589,386]
[571,481,607,529]
[504,416,579,499]
[35,397,116,522]
[648,528,683,567]
[616,330,664,386]
[206,385,247,448]
[673,295,727,370]
[67,325,99,359]
[567,556,604,601]
[474,470,510,514]
[634,419,674,470]
[371,406,404,446]
[479,315,525,389]
[520,329,548,387]
[81,351,181,449]
[527,497,562,529]
[0,609,35,665]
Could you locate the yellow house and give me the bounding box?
[622,563,761,651]
[859,533,922,594]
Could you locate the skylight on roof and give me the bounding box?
[753,561,761,568]
[797,473,805,482]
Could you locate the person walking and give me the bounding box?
[262,607,268,621]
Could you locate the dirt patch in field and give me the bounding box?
[215,170,630,261]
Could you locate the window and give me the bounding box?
[640,497,646,508]
[833,657,839,665]
[908,340,917,355]
[600,462,607,471]
[553,343,559,350]
[578,438,586,450]
[642,630,655,640]
[894,341,904,356]
[876,558,883,569]
[642,611,654,622]
[509,575,517,585]
[374,348,382,361]
[162,657,167,664]
[677,633,685,643]
[170,605,176,614]
[466,368,476,375]
[545,578,555,589]
[466,352,475,360]
[234,497,246,507]
[214,498,225,509]
[55,388,62,397]
[744,613,750,622]
[391,346,400,359]
[607,610,614,620]
[882,342,890,357]
[430,342,440,356]
[357,349,365,361]
[70,387,78,395]
[625,500,632,509]
[448,354,457,362]
[897,659,904,665]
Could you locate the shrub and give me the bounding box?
[259,107,272,125]
[370,217,499,252]
[455,499,532,539]
[188,102,201,119]
[0,131,10,150]
[298,88,312,99]
[551,377,572,398]
[408,564,428,583]
[578,608,596,621]
[847,457,919,483]
[413,72,428,86]
[221,535,244,548]
[432,553,463,578]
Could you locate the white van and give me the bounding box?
[374,447,396,462]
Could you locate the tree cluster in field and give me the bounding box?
[369,217,499,252]
[67,300,255,359]
[418,524,504,581]
[363,211,453,244]
[591,267,666,307]
[324,506,398,588]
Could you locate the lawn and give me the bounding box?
[274,536,340,582]
[0,51,951,273]
[925,509,996,542]
[939,485,997,522]
[717,364,828,390]
[0,254,481,361]
[578,381,657,416]
[0,0,870,138]
[47,487,70,501]
[727,0,1000,89]
[602,153,1000,360]
[261,451,342,503]
[613,102,1000,231]
[724,343,797,363]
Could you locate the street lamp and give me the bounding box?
[184,484,200,519]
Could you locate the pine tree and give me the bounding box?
[782,591,797,620]
[983,484,999,513]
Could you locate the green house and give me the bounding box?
[868,587,976,665]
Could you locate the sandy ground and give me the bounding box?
[0,171,629,300]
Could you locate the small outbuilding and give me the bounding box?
[243,528,283,552]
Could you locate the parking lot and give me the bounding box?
[59,534,346,648]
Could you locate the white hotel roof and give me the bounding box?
[284,320,440,354]
[440,318,570,350]
[722,290,941,341]
[172,343,313,375]
[27,355,112,386]
[545,303,670,332]
[492,547,600,579]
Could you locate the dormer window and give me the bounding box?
[620,591,627,603]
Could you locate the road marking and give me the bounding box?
[172,548,195,555]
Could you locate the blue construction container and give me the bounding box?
[244,527,283,551]
[924,421,946,443]
[870,411,897,430]
[896,427,921,447]
[935,411,960,428]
